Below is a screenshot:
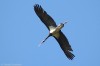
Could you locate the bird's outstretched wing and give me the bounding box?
[34,4,57,30]
[54,31,75,60]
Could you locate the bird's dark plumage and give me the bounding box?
[34,4,75,60]
[54,31,75,60]
[34,4,57,30]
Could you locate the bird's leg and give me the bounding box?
[40,34,50,44]
[38,34,51,47]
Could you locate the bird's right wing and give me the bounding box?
[54,31,75,60]
[34,4,57,30]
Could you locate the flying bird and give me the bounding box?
[34,4,75,60]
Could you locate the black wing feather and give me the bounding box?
[34,4,57,30]
[54,31,75,60]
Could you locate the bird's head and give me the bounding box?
[63,22,67,25]
[58,22,67,28]
[56,21,68,31]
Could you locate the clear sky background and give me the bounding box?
[0,0,100,66]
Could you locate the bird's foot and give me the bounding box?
[38,40,45,47]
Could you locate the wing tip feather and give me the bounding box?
[65,50,75,60]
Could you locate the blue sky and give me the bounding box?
[0,0,100,66]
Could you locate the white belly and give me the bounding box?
[49,26,60,38]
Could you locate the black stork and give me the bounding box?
[34,4,75,60]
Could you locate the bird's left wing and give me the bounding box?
[34,4,57,30]
[54,31,75,60]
